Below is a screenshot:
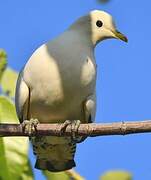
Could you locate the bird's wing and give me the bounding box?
[15,69,30,123]
[84,93,96,123]
[76,93,96,143]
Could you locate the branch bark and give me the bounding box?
[1,120,151,137]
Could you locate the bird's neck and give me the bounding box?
[71,29,95,59]
[67,27,95,50]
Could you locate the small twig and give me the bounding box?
[1,120,151,137]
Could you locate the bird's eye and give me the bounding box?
[96,20,103,27]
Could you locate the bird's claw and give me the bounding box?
[60,120,82,143]
[60,120,71,134]
[71,120,81,142]
[22,118,39,137]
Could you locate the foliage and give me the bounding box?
[43,171,70,180]
[1,67,18,98]
[0,49,7,82]
[43,169,85,180]
[101,171,132,180]
[0,49,18,98]
[0,50,33,180]
[65,169,85,180]
[0,96,33,180]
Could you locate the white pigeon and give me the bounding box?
[15,10,127,172]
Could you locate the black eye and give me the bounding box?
[96,20,103,27]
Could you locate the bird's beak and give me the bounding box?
[112,30,128,43]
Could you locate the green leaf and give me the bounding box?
[43,169,85,180]
[0,96,33,180]
[0,49,7,82]
[1,67,18,97]
[100,171,132,180]
[20,160,34,180]
[43,171,70,180]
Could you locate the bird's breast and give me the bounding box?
[24,44,96,122]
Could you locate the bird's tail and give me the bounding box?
[35,158,75,172]
[31,136,76,172]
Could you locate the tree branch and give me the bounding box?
[1,120,151,137]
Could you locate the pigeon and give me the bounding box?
[15,10,127,172]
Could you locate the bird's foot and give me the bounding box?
[60,120,84,143]
[22,118,39,137]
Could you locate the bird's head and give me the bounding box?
[69,10,128,46]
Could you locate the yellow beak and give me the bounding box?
[112,30,128,42]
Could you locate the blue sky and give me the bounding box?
[1,0,151,179]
